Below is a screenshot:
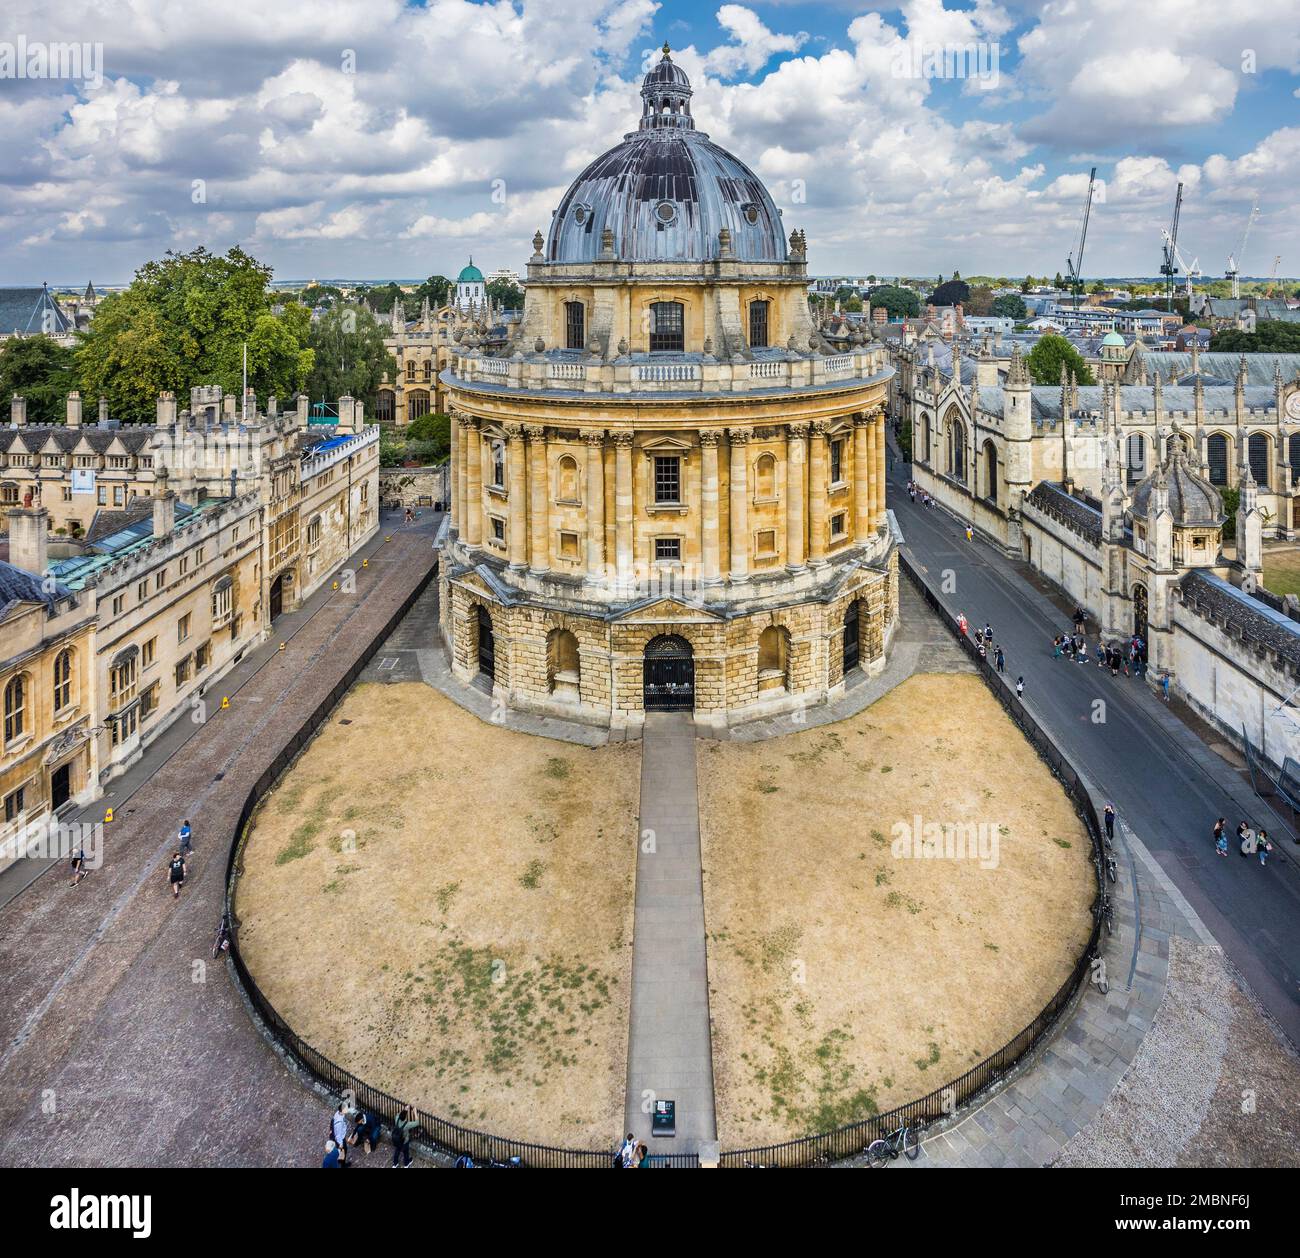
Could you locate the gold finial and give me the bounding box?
[662,41,671,57]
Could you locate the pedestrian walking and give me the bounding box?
[1215,833,1229,857]
[1240,825,1257,858]
[965,524,973,543]
[178,819,193,857]
[1104,804,1116,843]
[322,1140,342,1169]
[1160,673,1171,702]
[1015,676,1025,700]
[166,851,186,900]
[1095,642,1106,669]
[1213,817,1226,849]
[69,845,88,886]
[995,645,1005,674]
[618,1132,638,1168]
[983,622,992,642]
[391,1104,418,1168]
[957,613,969,637]
[1259,832,1274,866]
[1109,646,1119,677]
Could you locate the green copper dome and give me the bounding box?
[456,260,484,283]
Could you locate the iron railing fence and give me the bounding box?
[717,553,1105,1168]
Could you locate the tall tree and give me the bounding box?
[1026,334,1095,386]
[991,293,1028,320]
[868,285,921,319]
[486,279,524,310]
[76,246,313,422]
[305,306,397,409]
[0,336,77,423]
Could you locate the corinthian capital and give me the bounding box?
[581,429,606,447]
[786,421,809,440]
[523,423,546,441]
[611,430,635,449]
[699,429,723,448]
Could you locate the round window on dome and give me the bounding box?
[655,200,677,225]
[573,203,591,226]
[742,202,760,225]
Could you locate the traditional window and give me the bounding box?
[654,536,682,563]
[565,301,585,351]
[175,656,192,687]
[1249,433,1269,487]
[830,438,844,484]
[52,650,72,713]
[142,637,156,668]
[111,594,125,617]
[491,441,506,488]
[4,787,25,822]
[306,516,321,549]
[177,613,191,644]
[749,300,770,349]
[491,516,505,542]
[830,512,848,539]
[109,652,137,708]
[649,301,684,352]
[4,674,27,743]
[653,455,681,504]
[196,641,210,672]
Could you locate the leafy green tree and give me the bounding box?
[305,306,396,411]
[991,293,1028,320]
[404,410,451,458]
[868,285,921,319]
[0,336,77,423]
[76,246,313,422]
[965,285,995,316]
[486,279,524,310]
[1020,276,1032,293]
[1026,334,1095,386]
[1210,320,1300,353]
[928,278,970,307]
[1053,272,1065,289]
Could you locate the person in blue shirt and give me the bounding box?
[322,1140,341,1168]
[178,820,193,857]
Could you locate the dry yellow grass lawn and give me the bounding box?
[698,672,1095,1147]
[235,681,639,1148]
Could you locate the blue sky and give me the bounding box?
[0,0,1297,284]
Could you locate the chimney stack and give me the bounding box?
[7,505,48,576]
[338,396,356,433]
[152,466,175,540]
[295,393,309,428]
[222,394,236,421]
[10,395,26,426]
[66,390,83,427]
[156,391,177,427]
[98,396,109,424]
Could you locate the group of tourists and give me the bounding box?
[322,1101,419,1167]
[1213,817,1276,866]
[905,480,936,509]
[1052,609,1146,680]
[956,613,1024,699]
[615,1132,653,1168]
[164,820,194,901]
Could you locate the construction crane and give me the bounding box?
[1065,166,1098,310]
[1225,199,1260,299]
[1265,255,1282,299]
[1159,182,1183,309]
[1161,229,1202,301]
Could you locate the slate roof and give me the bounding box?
[1137,352,1300,386]
[0,287,73,336]
[0,558,71,618]
[1024,482,1102,544]
[0,425,152,454]
[1179,570,1300,667]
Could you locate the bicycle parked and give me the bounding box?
[211,913,231,960]
[865,1122,920,1167]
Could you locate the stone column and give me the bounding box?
[526,424,549,573]
[583,430,606,580]
[505,423,528,569]
[449,407,460,530]
[700,430,722,584]
[786,422,807,570]
[613,431,634,583]
[853,412,872,544]
[808,421,828,565]
[874,407,887,528]
[866,413,879,531]
[462,415,482,546]
[728,428,750,582]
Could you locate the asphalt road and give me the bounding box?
[889,461,1300,1047]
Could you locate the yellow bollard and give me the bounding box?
[220,696,230,709]
[104,807,113,823]
[279,642,286,652]
[362,558,369,569]
[332,580,339,591]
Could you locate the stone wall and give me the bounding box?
[1020,496,1104,613]
[380,464,450,510]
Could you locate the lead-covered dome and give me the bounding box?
[1129,435,1224,527]
[547,45,787,265]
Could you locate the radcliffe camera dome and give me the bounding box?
[546,44,787,265]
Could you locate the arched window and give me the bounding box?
[4,674,27,743]
[982,440,998,505]
[1207,434,1229,486]
[376,390,395,424]
[564,302,585,351]
[649,301,684,352]
[948,417,966,482]
[1249,433,1270,487]
[109,649,138,710]
[757,625,789,693]
[406,390,430,423]
[52,650,72,713]
[491,440,505,488]
[557,455,580,503]
[755,453,776,499]
[1290,433,1300,479]
[749,300,770,349]
[1126,433,1146,486]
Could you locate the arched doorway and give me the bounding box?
[843,600,862,673]
[269,572,287,621]
[643,634,694,711]
[1132,583,1148,647]
[476,605,495,681]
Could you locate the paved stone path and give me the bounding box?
[625,712,717,1159]
[0,513,438,1167]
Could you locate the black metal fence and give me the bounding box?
[222,559,658,1168]
[716,553,1105,1168]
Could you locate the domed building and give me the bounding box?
[453,260,487,314]
[437,46,897,728]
